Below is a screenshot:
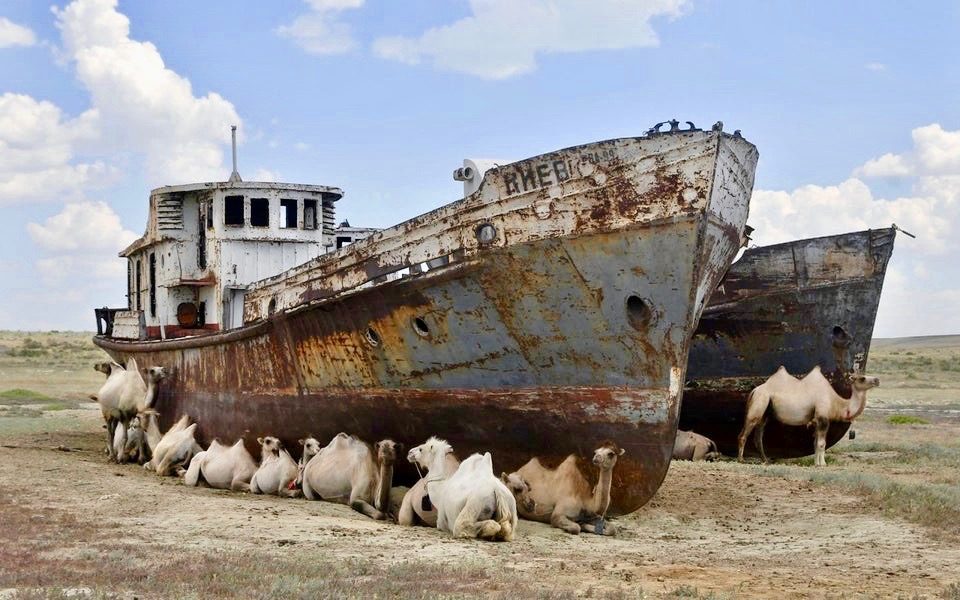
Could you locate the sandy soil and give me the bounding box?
[2,405,958,599]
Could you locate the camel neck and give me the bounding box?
[591,467,613,516]
[145,416,161,452]
[841,388,868,421]
[376,461,394,512]
[143,380,157,410]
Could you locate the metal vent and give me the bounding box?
[157,194,183,230]
[321,198,336,236]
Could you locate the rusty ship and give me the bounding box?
[682,227,898,458]
[93,121,759,514]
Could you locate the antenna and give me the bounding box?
[228,125,242,183]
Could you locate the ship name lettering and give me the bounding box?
[504,160,575,195]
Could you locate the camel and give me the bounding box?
[94,358,166,460]
[293,436,322,489]
[184,438,257,491]
[145,414,203,476]
[250,436,300,497]
[300,433,398,520]
[398,441,461,527]
[412,437,517,541]
[111,420,127,463]
[121,414,148,464]
[738,366,880,466]
[505,441,624,535]
[673,430,720,461]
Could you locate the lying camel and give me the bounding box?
[145,414,202,476]
[673,430,720,461]
[398,441,461,527]
[293,436,322,489]
[250,436,300,497]
[506,441,624,535]
[184,439,257,491]
[413,437,517,541]
[301,433,398,520]
[738,366,880,466]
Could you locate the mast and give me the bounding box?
[228,125,242,183]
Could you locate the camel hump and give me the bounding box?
[125,356,139,371]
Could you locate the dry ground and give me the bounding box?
[1,332,959,599]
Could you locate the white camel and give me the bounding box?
[412,437,518,541]
[738,366,880,466]
[505,441,624,535]
[145,414,203,476]
[398,442,461,527]
[293,436,322,489]
[184,439,257,491]
[250,436,300,497]
[300,433,398,520]
[95,358,166,460]
[673,430,720,461]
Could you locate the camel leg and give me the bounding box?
[231,478,250,492]
[105,418,118,461]
[754,417,769,464]
[739,390,769,461]
[451,495,502,539]
[397,491,417,526]
[814,417,829,467]
[249,473,262,495]
[550,511,582,535]
[302,477,317,500]
[281,483,302,498]
[350,490,385,520]
[581,518,617,536]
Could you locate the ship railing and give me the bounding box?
[94,307,125,336]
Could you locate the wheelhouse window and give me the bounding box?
[303,199,317,230]
[224,195,244,226]
[148,252,157,318]
[280,199,297,229]
[250,198,269,227]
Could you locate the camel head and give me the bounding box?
[409,436,452,472]
[128,414,143,432]
[848,372,880,392]
[593,441,626,470]
[375,439,402,465]
[298,436,321,463]
[94,361,120,376]
[141,366,168,383]
[258,436,283,457]
[501,472,535,513]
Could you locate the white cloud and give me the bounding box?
[0,17,36,47]
[52,0,241,186]
[373,0,688,79]
[855,123,960,178]
[27,200,137,252]
[276,0,364,55]
[865,62,886,72]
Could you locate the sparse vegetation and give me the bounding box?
[888,414,931,425]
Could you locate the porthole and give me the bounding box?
[365,327,381,347]
[625,295,653,331]
[412,317,431,337]
[832,325,850,347]
[475,223,497,245]
[267,298,277,316]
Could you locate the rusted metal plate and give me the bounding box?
[95,128,759,515]
[682,227,897,458]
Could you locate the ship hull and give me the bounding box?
[682,228,897,458]
[95,130,758,514]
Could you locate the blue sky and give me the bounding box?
[1,0,958,335]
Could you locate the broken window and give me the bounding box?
[280,199,297,229]
[148,253,157,318]
[250,198,269,227]
[224,195,244,226]
[135,260,142,311]
[303,199,317,230]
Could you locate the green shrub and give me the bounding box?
[888,414,930,425]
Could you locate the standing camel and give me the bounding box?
[738,366,879,466]
[95,359,166,461]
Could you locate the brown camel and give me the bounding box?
[505,441,624,535]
